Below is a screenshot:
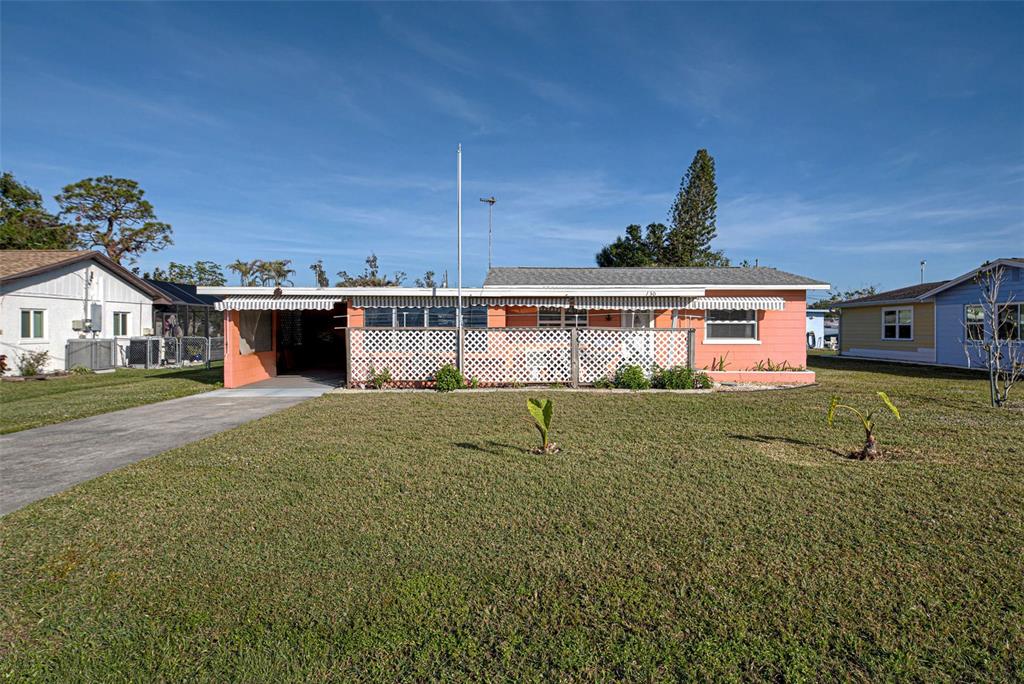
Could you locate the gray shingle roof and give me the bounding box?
[484,266,827,287]
[835,281,947,307]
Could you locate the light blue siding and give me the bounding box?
[934,264,1024,367]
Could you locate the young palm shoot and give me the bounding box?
[526,398,558,454]
[827,392,901,459]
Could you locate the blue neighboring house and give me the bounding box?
[836,258,1023,369]
[923,258,1024,369]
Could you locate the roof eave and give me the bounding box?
[916,259,1023,299]
[835,298,930,308]
[1,251,168,302]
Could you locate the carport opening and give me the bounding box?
[276,304,346,379]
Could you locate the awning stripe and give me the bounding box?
[215,296,341,311]
[689,297,785,311]
[215,294,781,312]
[353,295,695,309]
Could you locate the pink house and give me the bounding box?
[201,266,829,388]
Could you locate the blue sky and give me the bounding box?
[3,2,1022,291]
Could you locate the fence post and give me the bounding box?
[570,328,580,387]
[686,328,695,369]
[457,327,465,375]
[206,337,211,369]
[345,327,353,388]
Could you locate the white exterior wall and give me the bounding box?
[0,260,154,374]
[805,311,826,348]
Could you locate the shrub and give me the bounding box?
[692,371,713,389]
[652,365,692,389]
[434,363,464,392]
[70,365,94,375]
[614,364,650,390]
[17,350,49,376]
[467,376,480,389]
[367,366,391,389]
[592,376,615,389]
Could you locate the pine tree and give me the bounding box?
[667,149,728,267]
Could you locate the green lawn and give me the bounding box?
[1,358,1021,680]
[0,364,223,434]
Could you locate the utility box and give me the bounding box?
[89,303,103,332]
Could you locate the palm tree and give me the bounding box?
[261,259,294,286]
[228,259,256,286]
[309,259,329,288]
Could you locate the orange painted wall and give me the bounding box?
[505,306,538,327]
[487,306,506,327]
[587,309,621,327]
[223,310,278,389]
[348,306,364,327]
[677,290,807,371]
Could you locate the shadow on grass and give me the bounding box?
[455,440,523,455]
[808,355,984,381]
[729,433,847,458]
[141,363,224,386]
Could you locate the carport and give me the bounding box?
[215,294,348,389]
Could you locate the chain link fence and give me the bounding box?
[125,336,219,369]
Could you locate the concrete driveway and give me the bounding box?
[0,389,320,516]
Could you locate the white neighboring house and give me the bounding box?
[0,250,168,375]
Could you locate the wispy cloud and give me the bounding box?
[377,12,479,75]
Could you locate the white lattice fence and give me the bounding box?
[578,329,689,383]
[464,329,572,384]
[349,329,457,383]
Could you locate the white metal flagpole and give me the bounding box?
[457,144,463,370]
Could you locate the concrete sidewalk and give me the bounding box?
[0,392,310,516]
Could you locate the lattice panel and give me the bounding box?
[464,329,572,384]
[349,329,457,383]
[578,329,688,383]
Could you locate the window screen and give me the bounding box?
[363,308,394,327]
[428,307,456,327]
[239,310,272,354]
[706,309,757,339]
[396,308,425,327]
[461,306,488,328]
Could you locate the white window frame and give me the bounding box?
[20,309,46,340]
[538,307,588,328]
[704,309,760,345]
[881,306,913,341]
[964,304,985,342]
[112,311,130,337]
[621,311,654,329]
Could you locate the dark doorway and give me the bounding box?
[277,306,345,377]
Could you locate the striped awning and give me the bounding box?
[569,296,694,310]
[689,296,785,311]
[215,296,342,311]
[352,295,695,310]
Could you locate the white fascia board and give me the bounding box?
[198,286,705,297]
[198,283,830,297]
